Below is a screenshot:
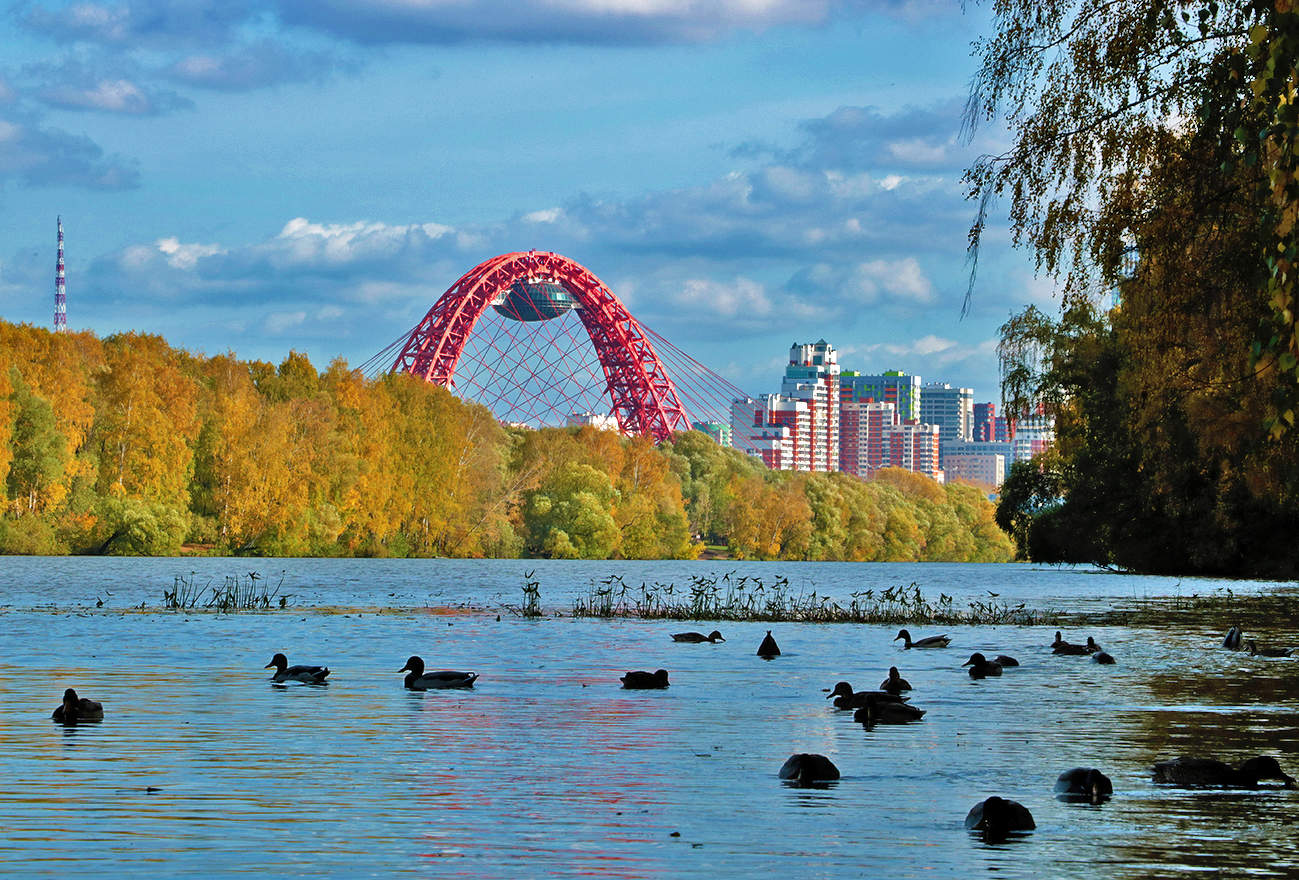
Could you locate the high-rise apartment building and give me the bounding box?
[920,382,973,468]
[973,402,1014,442]
[1012,415,1055,462]
[780,340,840,472]
[840,400,897,477]
[730,341,840,473]
[731,396,806,471]
[840,370,921,422]
[883,422,941,479]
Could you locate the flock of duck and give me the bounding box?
[49,622,1295,841]
[766,625,1295,842]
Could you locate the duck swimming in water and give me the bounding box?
[879,666,912,694]
[825,681,908,709]
[1092,651,1116,665]
[1052,638,1090,656]
[51,688,103,724]
[854,693,926,726]
[620,669,670,689]
[1247,640,1293,658]
[264,653,330,684]
[965,797,1035,842]
[671,630,724,643]
[962,653,1003,679]
[778,753,840,786]
[756,631,781,658]
[894,629,950,649]
[1152,756,1297,789]
[400,655,477,690]
[1054,767,1113,803]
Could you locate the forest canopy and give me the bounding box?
[0,320,1012,562]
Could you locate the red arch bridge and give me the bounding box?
[362,251,745,443]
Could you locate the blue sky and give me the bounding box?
[0,0,1051,404]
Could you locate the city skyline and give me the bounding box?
[0,1,1051,400]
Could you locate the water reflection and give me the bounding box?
[1,560,1298,877]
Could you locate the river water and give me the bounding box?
[2,558,1296,878]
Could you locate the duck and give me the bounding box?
[1084,636,1102,654]
[894,629,950,649]
[671,630,724,643]
[965,796,1035,842]
[1223,625,1243,650]
[756,630,781,658]
[51,688,103,724]
[1152,755,1297,789]
[825,681,908,710]
[879,666,913,694]
[854,693,926,725]
[1051,630,1067,648]
[620,669,669,689]
[993,655,1019,667]
[1052,638,1090,656]
[778,753,840,786]
[264,653,330,684]
[1247,639,1293,658]
[1054,767,1113,803]
[962,652,1003,679]
[400,655,477,690]
[1092,651,1116,665]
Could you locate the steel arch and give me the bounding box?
[391,251,691,442]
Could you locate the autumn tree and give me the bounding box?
[93,333,199,508]
[970,0,1299,573]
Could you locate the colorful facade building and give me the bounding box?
[840,370,921,422]
[780,340,840,472]
[730,396,805,471]
[883,421,941,479]
[973,402,1015,442]
[840,400,897,478]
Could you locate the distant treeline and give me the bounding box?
[0,320,1013,560]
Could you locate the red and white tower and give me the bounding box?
[54,216,67,332]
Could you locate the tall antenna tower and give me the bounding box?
[54,216,67,332]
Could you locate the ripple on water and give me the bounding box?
[1,559,1297,878]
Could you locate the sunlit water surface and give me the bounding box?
[2,559,1296,878]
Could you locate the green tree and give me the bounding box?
[5,368,69,514]
[525,462,621,559]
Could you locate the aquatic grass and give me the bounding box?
[503,570,544,618]
[163,570,289,611]
[568,572,1059,625]
[163,572,205,609]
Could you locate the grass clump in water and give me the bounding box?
[568,572,1057,625]
[163,571,289,611]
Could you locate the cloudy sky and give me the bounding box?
[0,0,1050,404]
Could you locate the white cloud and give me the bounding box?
[265,310,307,333]
[157,236,223,269]
[675,277,773,318]
[859,257,935,303]
[524,207,562,223]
